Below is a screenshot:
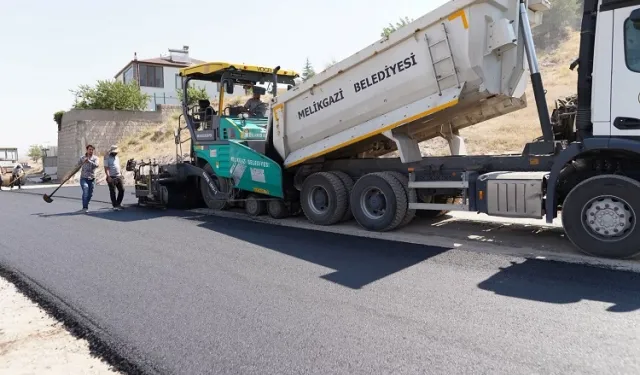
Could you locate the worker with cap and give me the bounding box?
[104,145,125,210]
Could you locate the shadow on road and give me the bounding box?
[189,215,451,289]
[477,259,640,312]
[32,206,203,222]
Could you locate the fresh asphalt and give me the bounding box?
[1,186,639,375]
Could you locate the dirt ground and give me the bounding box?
[0,276,122,375]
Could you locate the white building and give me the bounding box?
[114,46,222,111]
[0,147,18,168]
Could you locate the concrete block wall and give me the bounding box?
[57,105,181,179]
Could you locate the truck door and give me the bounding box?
[610,6,640,137]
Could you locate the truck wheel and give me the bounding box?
[350,172,408,232]
[328,171,354,222]
[200,163,230,211]
[245,194,266,216]
[562,174,640,259]
[300,172,348,225]
[267,199,289,219]
[385,171,416,228]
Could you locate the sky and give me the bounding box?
[0,0,448,158]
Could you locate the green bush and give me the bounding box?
[70,80,150,111]
[53,110,64,131]
[380,16,413,38]
[176,85,210,106]
[27,144,43,163]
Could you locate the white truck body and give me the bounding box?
[270,0,550,168]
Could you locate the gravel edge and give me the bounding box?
[0,264,160,375]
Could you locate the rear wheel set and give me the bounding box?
[245,194,267,216]
[300,172,349,225]
[349,172,410,232]
[202,164,418,233]
[249,197,298,219]
[299,170,415,231]
[245,193,301,219]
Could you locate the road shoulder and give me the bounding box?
[0,275,122,374]
[0,265,155,375]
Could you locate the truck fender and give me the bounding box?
[545,138,640,223]
[177,162,229,200]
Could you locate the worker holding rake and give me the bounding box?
[78,144,99,213]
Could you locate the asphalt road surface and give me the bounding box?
[2,186,640,375]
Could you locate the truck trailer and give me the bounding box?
[128,0,640,260]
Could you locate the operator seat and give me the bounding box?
[198,99,216,130]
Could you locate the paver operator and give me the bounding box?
[243,86,267,117]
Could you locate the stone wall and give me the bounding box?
[57,104,180,179]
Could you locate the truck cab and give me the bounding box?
[592,4,640,138]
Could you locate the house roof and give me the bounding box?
[113,56,207,79]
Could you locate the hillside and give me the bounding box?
[417,30,580,156]
[119,32,580,166]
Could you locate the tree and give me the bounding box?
[70,80,150,111]
[324,58,338,70]
[176,85,210,106]
[53,110,64,131]
[381,16,414,38]
[379,1,581,53]
[532,0,581,51]
[27,144,43,163]
[301,57,316,82]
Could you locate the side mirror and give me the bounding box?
[632,9,640,29]
[224,80,234,94]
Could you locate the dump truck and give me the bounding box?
[128,0,640,260]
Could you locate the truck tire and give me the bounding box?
[300,172,348,225]
[328,170,355,222]
[245,194,266,216]
[200,163,230,211]
[385,171,416,228]
[350,172,408,232]
[562,174,640,259]
[267,199,289,219]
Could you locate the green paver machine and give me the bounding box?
[127,62,300,215]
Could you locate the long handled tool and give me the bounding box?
[7,171,26,188]
[43,163,84,203]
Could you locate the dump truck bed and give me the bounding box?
[270,0,550,168]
